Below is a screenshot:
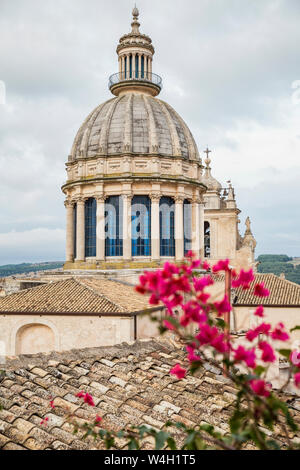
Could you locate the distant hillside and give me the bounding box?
[0,262,64,278]
[256,255,300,285]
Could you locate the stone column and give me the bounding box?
[192,198,201,258]
[96,195,105,261]
[175,196,184,260]
[151,193,160,261]
[65,199,74,262]
[144,55,148,78]
[123,194,132,260]
[199,201,205,259]
[76,198,85,261]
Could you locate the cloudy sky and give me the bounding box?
[0,0,299,264]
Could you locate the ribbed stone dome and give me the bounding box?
[70,93,200,162]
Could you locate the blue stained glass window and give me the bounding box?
[85,198,96,257]
[184,200,192,255]
[73,203,77,259]
[105,196,123,257]
[131,196,151,256]
[160,197,175,257]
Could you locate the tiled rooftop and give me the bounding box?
[0,278,151,314]
[233,273,300,306]
[0,338,300,450]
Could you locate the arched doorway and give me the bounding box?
[16,324,55,355]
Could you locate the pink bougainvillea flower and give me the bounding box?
[196,324,219,346]
[211,333,229,354]
[246,322,271,342]
[214,295,232,315]
[232,269,255,289]
[170,363,187,380]
[254,283,270,298]
[95,415,103,426]
[186,345,201,363]
[76,392,95,407]
[185,250,195,259]
[197,292,211,303]
[40,417,49,426]
[49,400,55,409]
[294,372,300,388]
[202,261,210,271]
[259,341,276,363]
[254,305,264,318]
[234,345,256,368]
[212,259,230,273]
[163,319,176,331]
[180,300,207,327]
[193,275,214,292]
[271,323,290,342]
[250,379,271,397]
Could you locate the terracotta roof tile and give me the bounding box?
[0,278,152,314]
[233,273,300,306]
[0,338,299,450]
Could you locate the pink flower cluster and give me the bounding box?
[76,391,95,407]
[136,256,298,396]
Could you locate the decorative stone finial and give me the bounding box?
[132,5,139,19]
[245,216,252,234]
[131,5,140,34]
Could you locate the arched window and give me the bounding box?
[73,203,77,259]
[105,196,123,256]
[135,54,139,78]
[141,55,145,78]
[124,56,127,79]
[85,198,96,257]
[132,196,151,256]
[184,199,192,255]
[204,221,211,258]
[160,197,175,257]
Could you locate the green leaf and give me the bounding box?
[200,423,214,435]
[155,431,170,450]
[290,326,300,333]
[216,318,226,329]
[278,349,292,360]
[254,366,266,377]
[167,437,177,450]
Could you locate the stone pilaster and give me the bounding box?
[199,200,205,259]
[123,194,132,260]
[150,193,161,260]
[175,196,184,260]
[76,198,85,261]
[96,195,105,261]
[192,197,201,258]
[65,199,74,262]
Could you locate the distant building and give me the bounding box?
[0,278,163,355]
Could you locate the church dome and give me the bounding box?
[70,94,200,162]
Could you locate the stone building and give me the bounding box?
[62,8,256,272]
